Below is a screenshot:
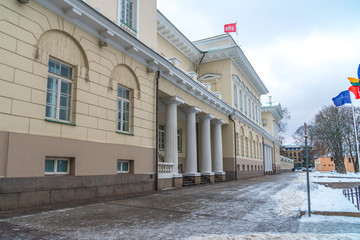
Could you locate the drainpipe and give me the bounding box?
[229,113,237,180]
[155,70,160,191]
[262,137,266,176]
[195,51,206,74]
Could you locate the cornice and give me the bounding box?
[202,46,268,95]
[157,11,202,63]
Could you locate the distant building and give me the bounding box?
[281,145,303,168]
[315,156,355,172]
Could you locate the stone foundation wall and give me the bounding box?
[226,170,264,180]
[0,174,155,211]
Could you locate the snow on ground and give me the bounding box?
[187,171,360,240]
[188,233,360,240]
[271,171,360,215]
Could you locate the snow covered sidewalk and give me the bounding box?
[271,172,360,216]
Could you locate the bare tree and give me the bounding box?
[278,107,291,144]
[342,106,360,172]
[279,107,291,133]
[311,105,346,173]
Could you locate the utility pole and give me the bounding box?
[304,123,311,217]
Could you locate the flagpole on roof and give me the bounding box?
[351,100,360,172]
[236,21,239,45]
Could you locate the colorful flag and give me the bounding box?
[332,90,351,107]
[348,77,360,86]
[224,23,236,33]
[349,85,360,99]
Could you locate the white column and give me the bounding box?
[200,114,214,175]
[184,107,201,176]
[164,96,184,177]
[212,119,226,175]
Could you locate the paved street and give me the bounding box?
[1,173,360,239]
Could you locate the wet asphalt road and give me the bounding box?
[0,173,357,239]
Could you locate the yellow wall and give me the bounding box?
[156,34,195,72]
[0,0,158,177]
[83,0,157,49]
[199,59,232,104]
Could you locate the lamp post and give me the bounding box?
[304,123,311,217]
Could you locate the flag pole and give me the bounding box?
[236,21,239,45]
[351,101,360,172]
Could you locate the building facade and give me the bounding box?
[281,145,304,168]
[0,0,288,210]
[315,156,355,172]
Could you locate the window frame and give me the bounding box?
[45,158,70,175]
[233,84,238,108]
[159,123,165,151]
[118,0,138,31]
[117,160,130,173]
[239,89,243,110]
[117,85,131,133]
[46,58,73,123]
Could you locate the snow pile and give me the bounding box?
[309,184,358,212]
[270,175,306,216]
[187,233,360,240]
[269,172,360,214]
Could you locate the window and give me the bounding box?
[252,102,255,120]
[239,89,243,110]
[177,128,182,152]
[236,133,240,155]
[117,160,129,173]
[244,95,247,113]
[159,123,165,150]
[242,165,245,171]
[248,99,251,116]
[45,158,69,175]
[46,59,73,122]
[233,84,238,108]
[349,158,351,163]
[294,152,297,156]
[119,0,136,29]
[117,85,131,133]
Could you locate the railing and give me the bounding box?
[343,186,360,210]
[158,162,174,174]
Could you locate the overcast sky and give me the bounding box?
[157,0,360,144]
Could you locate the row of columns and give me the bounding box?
[264,144,273,172]
[164,96,225,177]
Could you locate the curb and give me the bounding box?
[300,210,360,217]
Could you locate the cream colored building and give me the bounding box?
[0,0,288,210]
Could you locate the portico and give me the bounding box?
[157,95,227,188]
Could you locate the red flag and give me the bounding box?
[224,23,236,33]
[349,85,360,99]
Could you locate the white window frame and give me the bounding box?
[46,58,73,123]
[117,160,130,173]
[239,89,243,110]
[117,85,131,133]
[244,95,247,113]
[45,158,69,175]
[159,123,165,151]
[233,84,238,108]
[117,0,138,31]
